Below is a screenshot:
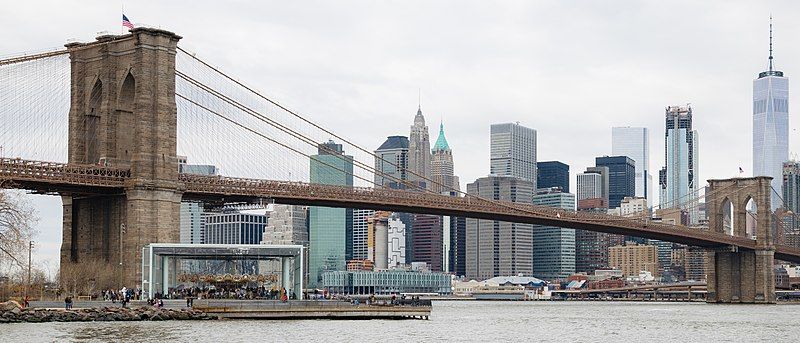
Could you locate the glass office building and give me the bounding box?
[532,189,576,280]
[753,26,789,210]
[466,176,535,280]
[612,127,651,204]
[308,140,354,287]
[322,269,452,295]
[595,156,636,209]
[537,161,570,193]
[490,123,537,185]
[659,105,700,224]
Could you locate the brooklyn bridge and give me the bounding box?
[1,27,798,303]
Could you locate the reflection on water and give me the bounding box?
[56,323,186,342]
[4,301,800,342]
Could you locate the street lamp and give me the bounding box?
[26,241,33,303]
[120,223,126,288]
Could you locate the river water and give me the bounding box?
[4,301,799,342]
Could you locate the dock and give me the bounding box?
[192,299,432,320]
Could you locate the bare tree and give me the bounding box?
[59,257,117,297]
[0,190,37,271]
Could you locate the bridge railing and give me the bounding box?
[0,157,130,188]
[180,173,759,248]
[0,157,782,251]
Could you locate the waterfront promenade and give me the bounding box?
[27,299,432,320]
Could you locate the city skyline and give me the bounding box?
[5,2,800,267]
[753,18,789,210]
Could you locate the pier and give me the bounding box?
[192,300,432,320]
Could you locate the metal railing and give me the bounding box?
[1,157,799,259]
[180,173,760,249]
[0,157,130,188]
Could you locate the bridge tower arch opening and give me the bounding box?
[60,28,184,289]
[85,79,103,164]
[705,177,775,303]
[744,196,757,239]
[721,197,734,236]
[114,71,136,162]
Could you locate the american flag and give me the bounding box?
[122,14,134,30]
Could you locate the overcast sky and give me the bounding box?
[3,0,800,271]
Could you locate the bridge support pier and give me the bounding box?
[706,247,775,303]
[59,27,183,290]
[705,177,777,304]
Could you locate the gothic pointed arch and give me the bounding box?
[85,78,103,164]
[721,197,734,236]
[743,195,757,239]
[114,71,136,161]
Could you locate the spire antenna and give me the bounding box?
[769,15,773,72]
[418,88,421,110]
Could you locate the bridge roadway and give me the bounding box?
[551,282,707,294]
[3,157,800,263]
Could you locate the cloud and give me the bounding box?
[2,0,799,266]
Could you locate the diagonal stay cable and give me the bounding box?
[176,92,380,188]
[176,47,461,197]
[174,49,726,234]
[175,50,613,222]
[176,71,434,195]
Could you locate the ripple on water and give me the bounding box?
[3,301,800,343]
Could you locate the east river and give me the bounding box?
[4,301,800,342]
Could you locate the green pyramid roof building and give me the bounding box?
[432,122,450,152]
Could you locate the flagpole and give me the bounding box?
[121,2,125,34]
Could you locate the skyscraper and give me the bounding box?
[537,161,570,193]
[351,209,376,260]
[576,172,602,201]
[309,140,354,287]
[411,214,443,272]
[204,211,268,244]
[575,199,612,274]
[431,121,464,274]
[180,202,205,244]
[431,122,459,194]
[408,106,432,189]
[448,216,467,277]
[595,156,636,209]
[387,214,407,268]
[532,188,576,280]
[375,136,415,261]
[466,176,535,280]
[659,105,700,224]
[612,127,652,204]
[576,166,609,203]
[783,162,800,227]
[753,20,789,210]
[178,160,218,244]
[261,205,308,246]
[490,123,537,185]
[375,136,410,189]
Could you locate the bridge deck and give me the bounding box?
[3,157,800,262]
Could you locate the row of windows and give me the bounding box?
[205,214,267,224]
[754,98,789,114]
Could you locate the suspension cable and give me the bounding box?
[174,48,727,231]
[176,71,437,195]
[176,47,465,198]
[176,93,380,187]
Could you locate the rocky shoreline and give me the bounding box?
[0,306,212,323]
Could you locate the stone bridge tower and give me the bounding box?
[60,28,183,288]
[705,176,775,303]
